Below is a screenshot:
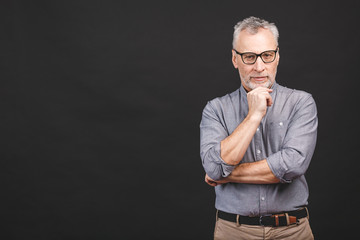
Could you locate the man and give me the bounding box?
[200,16,317,240]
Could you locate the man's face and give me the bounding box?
[232,28,279,92]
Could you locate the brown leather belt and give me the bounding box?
[217,207,308,227]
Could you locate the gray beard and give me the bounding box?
[244,78,273,90]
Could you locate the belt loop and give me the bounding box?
[305,207,310,220]
[274,215,279,227]
[216,210,219,221]
[236,214,240,227]
[285,213,290,226]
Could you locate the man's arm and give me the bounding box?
[220,87,273,165]
[200,87,273,181]
[205,160,279,186]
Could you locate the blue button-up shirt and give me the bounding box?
[200,82,318,216]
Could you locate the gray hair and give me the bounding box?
[232,16,279,48]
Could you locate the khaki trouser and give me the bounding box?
[214,215,314,240]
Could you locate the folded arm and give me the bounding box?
[205,93,318,186]
[205,160,279,186]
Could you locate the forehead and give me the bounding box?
[235,28,277,53]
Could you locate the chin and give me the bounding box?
[246,81,272,90]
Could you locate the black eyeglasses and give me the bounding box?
[233,48,278,65]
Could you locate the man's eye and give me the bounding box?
[244,55,255,60]
[262,52,275,59]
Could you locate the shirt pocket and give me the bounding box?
[265,120,289,152]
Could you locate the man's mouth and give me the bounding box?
[251,76,268,82]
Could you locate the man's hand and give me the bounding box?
[205,174,228,187]
[247,87,273,120]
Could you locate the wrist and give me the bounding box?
[245,113,263,124]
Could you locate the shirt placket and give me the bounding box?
[254,122,267,216]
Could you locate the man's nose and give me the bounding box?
[253,56,265,72]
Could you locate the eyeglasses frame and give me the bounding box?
[233,47,279,65]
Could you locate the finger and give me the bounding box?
[251,87,273,93]
[205,175,218,187]
[209,181,218,187]
[266,94,273,106]
[205,179,217,187]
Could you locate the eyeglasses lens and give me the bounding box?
[261,51,276,63]
[242,51,276,64]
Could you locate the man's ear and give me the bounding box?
[232,50,238,69]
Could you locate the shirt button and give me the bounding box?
[256,149,261,154]
[261,197,265,201]
[279,122,283,126]
[256,128,260,132]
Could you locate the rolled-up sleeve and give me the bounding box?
[267,95,318,183]
[200,101,236,181]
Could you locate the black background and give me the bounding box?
[2,1,359,239]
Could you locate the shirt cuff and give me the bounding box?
[266,152,292,184]
[213,142,237,178]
